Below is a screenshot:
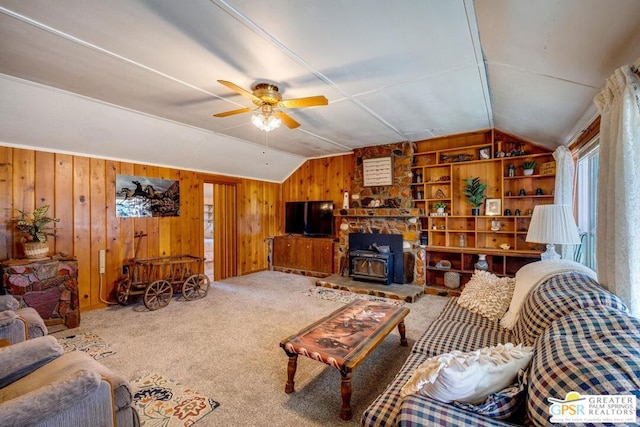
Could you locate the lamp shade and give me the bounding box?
[526,204,581,244]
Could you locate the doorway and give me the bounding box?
[202,181,237,281]
[203,183,214,280]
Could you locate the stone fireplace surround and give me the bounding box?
[332,141,426,287]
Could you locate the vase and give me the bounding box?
[523,169,534,176]
[475,254,489,271]
[23,241,49,259]
[471,208,480,216]
[436,207,444,214]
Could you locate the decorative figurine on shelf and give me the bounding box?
[519,189,526,196]
[415,170,423,183]
[458,234,466,247]
[536,188,543,195]
[491,219,501,231]
[500,243,511,250]
[514,209,521,216]
[507,164,516,177]
[504,209,512,216]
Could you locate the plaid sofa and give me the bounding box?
[361,272,640,426]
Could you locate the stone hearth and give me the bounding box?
[316,274,424,303]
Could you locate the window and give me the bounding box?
[575,138,599,270]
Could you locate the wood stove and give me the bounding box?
[349,249,394,285]
[348,233,405,284]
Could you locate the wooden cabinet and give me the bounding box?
[272,235,335,274]
[412,130,555,287]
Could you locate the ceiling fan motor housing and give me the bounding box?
[252,83,282,106]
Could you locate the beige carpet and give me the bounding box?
[65,271,448,426]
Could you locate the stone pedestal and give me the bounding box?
[1,257,80,330]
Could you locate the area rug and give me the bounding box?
[57,330,116,360]
[131,372,220,427]
[303,287,405,305]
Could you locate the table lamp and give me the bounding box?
[526,204,580,260]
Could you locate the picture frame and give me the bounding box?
[479,147,491,160]
[485,198,501,216]
[363,157,393,187]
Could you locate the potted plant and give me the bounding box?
[463,177,487,216]
[433,202,447,214]
[12,205,59,259]
[522,160,537,176]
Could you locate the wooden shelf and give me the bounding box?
[412,130,555,286]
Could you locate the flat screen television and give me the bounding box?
[285,200,334,237]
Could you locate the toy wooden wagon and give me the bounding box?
[116,233,210,310]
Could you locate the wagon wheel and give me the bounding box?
[182,274,210,300]
[144,280,173,311]
[116,278,132,305]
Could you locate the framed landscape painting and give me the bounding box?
[115,175,180,217]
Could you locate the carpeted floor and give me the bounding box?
[64,271,448,426]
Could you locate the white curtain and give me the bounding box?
[553,145,575,259]
[594,58,640,317]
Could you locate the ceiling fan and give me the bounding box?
[213,80,328,130]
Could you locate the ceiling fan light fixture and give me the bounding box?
[251,112,281,132]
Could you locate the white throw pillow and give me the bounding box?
[400,343,533,405]
[457,270,515,321]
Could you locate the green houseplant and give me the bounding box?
[522,160,537,176]
[433,202,447,214]
[13,205,59,258]
[463,177,487,216]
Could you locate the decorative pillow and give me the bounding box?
[453,368,528,420]
[400,343,533,405]
[457,270,515,321]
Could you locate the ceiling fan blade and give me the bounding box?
[217,80,262,103]
[275,111,300,129]
[279,95,328,109]
[213,107,253,117]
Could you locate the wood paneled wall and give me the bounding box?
[0,146,282,310]
[281,154,354,208]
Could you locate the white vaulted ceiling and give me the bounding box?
[1,0,639,182]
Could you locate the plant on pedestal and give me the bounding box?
[463,177,487,216]
[12,205,59,259]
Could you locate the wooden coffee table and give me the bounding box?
[280,299,410,420]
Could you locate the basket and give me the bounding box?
[444,271,461,289]
[23,241,49,259]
